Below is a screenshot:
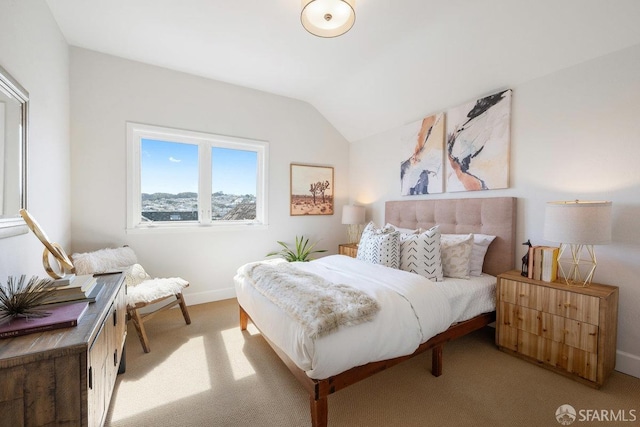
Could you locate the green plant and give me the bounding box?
[0,275,56,320]
[266,235,327,262]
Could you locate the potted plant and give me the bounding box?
[266,235,327,262]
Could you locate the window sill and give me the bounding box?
[126,222,268,234]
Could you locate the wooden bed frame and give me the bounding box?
[239,197,517,426]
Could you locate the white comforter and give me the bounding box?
[234,255,453,379]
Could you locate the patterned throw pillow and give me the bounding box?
[399,226,443,281]
[443,234,496,276]
[357,222,400,269]
[124,263,151,287]
[440,234,474,279]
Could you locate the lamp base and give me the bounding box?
[346,224,363,244]
[557,243,598,287]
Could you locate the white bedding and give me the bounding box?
[436,274,497,323]
[234,255,495,379]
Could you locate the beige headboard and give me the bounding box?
[385,197,517,277]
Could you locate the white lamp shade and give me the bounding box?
[301,0,355,38]
[544,200,612,245]
[341,205,365,225]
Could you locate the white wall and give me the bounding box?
[0,1,70,278]
[349,44,640,378]
[69,48,350,304]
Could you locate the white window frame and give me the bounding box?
[126,122,268,233]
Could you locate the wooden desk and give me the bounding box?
[0,273,127,426]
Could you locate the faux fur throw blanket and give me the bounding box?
[245,262,380,338]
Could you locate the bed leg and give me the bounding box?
[431,345,443,377]
[239,306,248,331]
[310,396,328,427]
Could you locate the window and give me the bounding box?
[127,123,268,231]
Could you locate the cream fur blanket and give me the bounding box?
[245,261,380,338]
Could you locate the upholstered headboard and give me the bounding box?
[385,197,517,277]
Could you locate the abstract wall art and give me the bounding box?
[445,89,512,192]
[400,113,445,196]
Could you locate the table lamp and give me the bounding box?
[341,205,365,244]
[543,200,612,286]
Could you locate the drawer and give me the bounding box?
[496,301,518,351]
[510,305,598,353]
[518,331,597,382]
[498,279,518,304]
[543,286,600,325]
[517,283,599,325]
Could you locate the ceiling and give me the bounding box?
[45,0,640,142]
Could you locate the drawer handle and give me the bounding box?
[563,303,572,308]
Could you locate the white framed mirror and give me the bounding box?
[0,64,28,238]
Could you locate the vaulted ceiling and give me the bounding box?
[45,0,640,142]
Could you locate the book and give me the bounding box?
[533,246,544,280]
[52,274,97,295]
[44,282,105,305]
[541,246,559,282]
[0,301,89,339]
[42,275,100,305]
[527,245,543,279]
[52,274,77,286]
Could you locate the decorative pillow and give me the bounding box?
[71,246,138,275]
[443,234,496,276]
[440,234,474,279]
[357,222,400,269]
[399,226,443,281]
[385,223,420,235]
[124,263,151,287]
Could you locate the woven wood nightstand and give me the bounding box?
[496,270,618,388]
[338,243,358,258]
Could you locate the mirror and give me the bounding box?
[0,64,28,238]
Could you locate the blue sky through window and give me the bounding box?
[141,139,257,195]
[212,146,257,196]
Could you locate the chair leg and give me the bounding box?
[129,307,151,353]
[177,292,191,325]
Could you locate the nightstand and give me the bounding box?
[338,243,358,258]
[496,270,618,388]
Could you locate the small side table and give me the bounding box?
[338,243,358,258]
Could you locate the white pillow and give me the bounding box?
[440,234,474,279]
[443,234,496,276]
[124,263,151,287]
[385,223,420,235]
[357,222,400,269]
[399,226,443,281]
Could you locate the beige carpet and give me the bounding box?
[105,299,640,427]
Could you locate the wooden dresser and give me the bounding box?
[496,270,618,388]
[338,243,358,258]
[0,273,127,426]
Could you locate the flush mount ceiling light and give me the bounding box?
[301,0,356,38]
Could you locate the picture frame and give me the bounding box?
[290,164,334,216]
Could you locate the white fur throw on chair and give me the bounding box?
[72,247,138,275]
[127,276,189,305]
[72,247,188,306]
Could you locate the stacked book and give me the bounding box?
[44,274,104,305]
[527,246,560,282]
[0,300,89,339]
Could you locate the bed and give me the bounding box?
[235,197,516,426]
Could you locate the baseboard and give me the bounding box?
[616,350,640,379]
[184,287,236,306]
